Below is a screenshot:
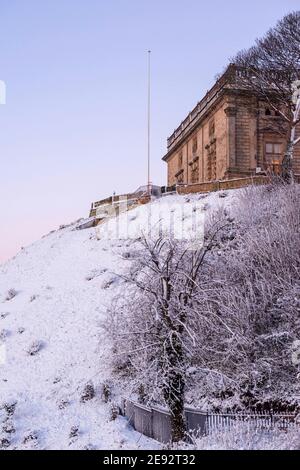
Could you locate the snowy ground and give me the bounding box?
[0,191,236,450]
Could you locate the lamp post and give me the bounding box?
[147,50,151,196]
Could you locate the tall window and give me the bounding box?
[175,169,184,184]
[192,136,198,154]
[265,142,282,175]
[190,158,199,183]
[209,120,215,138]
[178,150,183,167]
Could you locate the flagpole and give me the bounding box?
[147,50,151,195]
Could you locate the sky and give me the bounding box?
[0,0,299,263]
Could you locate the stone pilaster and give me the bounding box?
[248,107,259,171]
[224,106,237,169]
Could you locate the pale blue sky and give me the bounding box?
[0,0,299,262]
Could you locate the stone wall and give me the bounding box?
[164,88,300,186]
[167,97,229,186]
[177,175,269,195]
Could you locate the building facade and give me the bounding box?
[163,65,300,186]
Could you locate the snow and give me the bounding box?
[0,190,237,450]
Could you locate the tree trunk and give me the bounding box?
[168,371,186,442]
[163,335,186,442]
[282,140,294,183]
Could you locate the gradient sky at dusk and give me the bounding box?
[0,0,299,263]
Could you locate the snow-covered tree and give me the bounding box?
[232,11,300,181]
[104,213,231,442]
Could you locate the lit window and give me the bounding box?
[266,143,273,154]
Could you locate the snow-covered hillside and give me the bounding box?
[0,192,234,450]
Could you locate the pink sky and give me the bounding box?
[1,0,298,264]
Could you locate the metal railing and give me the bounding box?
[206,411,297,434]
[122,399,298,444]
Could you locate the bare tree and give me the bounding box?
[232,11,300,181]
[105,216,230,442]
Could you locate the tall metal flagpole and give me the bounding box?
[147,50,151,195]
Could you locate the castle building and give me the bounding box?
[163,65,300,186]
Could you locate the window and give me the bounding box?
[178,150,183,167]
[175,169,184,184]
[265,108,281,117]
[189,157,199,183]
[274,143,281,154]
[192,136,198,153]
[206,141,217,181]
[209,120,215,137]
[266,143,282,154]
[177,173,184,184]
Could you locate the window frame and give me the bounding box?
[265,142,282,155]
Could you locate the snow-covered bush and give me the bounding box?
[1,401,17,417]
[5,288,18,302]
[22,431,39,446]
[2,422,15,435]
[0,312,9,320]
[27,340,44,356]
[0,329,10,341]
[58,399,70,410]
[101,381,112,403]
[69,425,79,439]
[108,402,119,421]
[80,382,95,403]
[0,437,10,449]
[188,184,300,410]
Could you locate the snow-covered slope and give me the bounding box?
[0,191,235,450]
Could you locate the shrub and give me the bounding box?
[101,382,111,403]
[0,438,10,449]
[80,382,95,403]
[27,340,44,356]
[69,425,79,439]
[5,289,18,301]
[109,403,119,421]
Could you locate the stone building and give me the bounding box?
[163,65,300,186]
